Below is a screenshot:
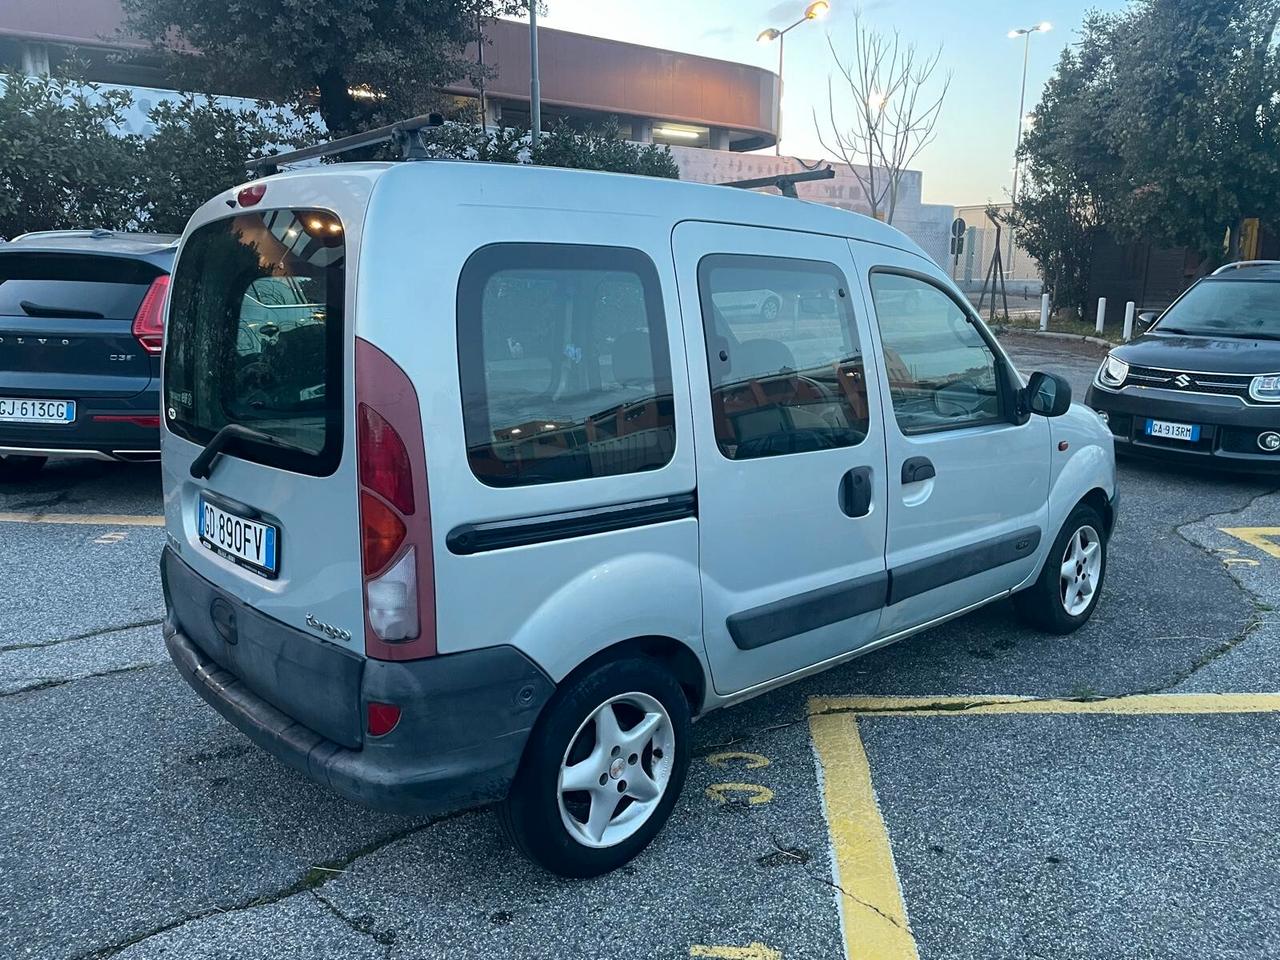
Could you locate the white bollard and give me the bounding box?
[1095,297,1107,335]
[1039,293,1050,331]
[1123,301,1136,341]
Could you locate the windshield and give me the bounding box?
[1156,279,1280,340]
[164,209,345,476]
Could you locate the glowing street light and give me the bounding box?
[758,1,831,155]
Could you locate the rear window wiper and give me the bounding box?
[189,423,314,479]
[19,299,104,319]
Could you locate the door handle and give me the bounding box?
[901,456,936,484]
[839,466,873,518]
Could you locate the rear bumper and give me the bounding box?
[0,388,160,460]
[1085,384,1280,474]
[161,547,555,816]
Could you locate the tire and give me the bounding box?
[498,657,692,878]
[759,295,781,321]
[0,455,47,482]
[1014,503,1108,634]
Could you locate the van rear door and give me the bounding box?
[162,205,365,658]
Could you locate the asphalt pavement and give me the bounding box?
[1,332,1277,960]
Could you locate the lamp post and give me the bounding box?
[529,0,542,146]
[1006,21,1051,268]
[758,1,830,156]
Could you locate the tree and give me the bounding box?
[0,71,141,238]
[1014,0,1280,304]
[137,95,314,233]
[120,0,525,139]
[814,13,950,224]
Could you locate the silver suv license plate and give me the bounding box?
[198,497,279,577]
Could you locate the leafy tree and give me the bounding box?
[120,0,526,138]
[1015,0,1280,307]
[138,95,314,233]
[0,72,141,238]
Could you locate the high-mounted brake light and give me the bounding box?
[237,184,267,207]
[132,275,169,355]
[356,338,437,661]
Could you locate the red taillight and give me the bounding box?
[360,491,406,575]
[358,404,414,514]
[132,275,169,355]
[237,184,267,207]
[366,701,401,737]
[356,338,437,661]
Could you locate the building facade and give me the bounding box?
[1,1,953,263]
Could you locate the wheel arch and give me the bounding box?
[554,635,709,718]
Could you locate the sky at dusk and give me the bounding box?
[531,0,1130,206]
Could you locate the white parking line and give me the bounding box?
[0,512,164,526]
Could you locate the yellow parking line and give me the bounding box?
[1219,527,1280,559]
[810,693,1280,717]
[809,710,919,960]
[0,511,164,527]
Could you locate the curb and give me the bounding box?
[993,327,1116,349]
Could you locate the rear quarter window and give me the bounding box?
[457,243,677,488]
[164,209,345,476]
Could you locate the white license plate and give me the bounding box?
[1145,418,1201,442]
[198,498,279,577]
[0,397,75,424]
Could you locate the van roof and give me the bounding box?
[254,160,931,262]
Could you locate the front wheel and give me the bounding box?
[1013,503,1107,634]
[498,657,691,878]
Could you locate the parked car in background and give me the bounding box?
[0,229,176,479]
[1086,260,1280,473]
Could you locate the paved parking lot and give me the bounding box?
[2,333,1277,960]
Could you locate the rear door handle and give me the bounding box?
[839,466,873,518]
[901,456,935,484]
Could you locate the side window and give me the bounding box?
[869,271,1003,434]
[457,243,676,488]
[698,254,871,461]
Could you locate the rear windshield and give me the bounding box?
[0,253,159,319]
[164,209,345,476]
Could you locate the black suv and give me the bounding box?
[0,229,177,479]
[1086,261,1280,473]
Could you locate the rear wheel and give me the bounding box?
[1014,503,1107,634]
[0,455,47,482]
[498,657,691,878]
[759,295,781,321]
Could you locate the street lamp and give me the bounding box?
[1006,21,1051,268]
[757,1,830,156]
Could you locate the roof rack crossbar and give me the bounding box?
[247,112,445,176]
[720,167,835,198]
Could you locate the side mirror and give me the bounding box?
[1136,310,1159,329]
[1026,371,1072,418]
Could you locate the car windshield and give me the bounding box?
[1156,279,1280,340]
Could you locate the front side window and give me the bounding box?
[457,244,676,487]
[698,254,870,460]
[165,209,345,475]
[869,272,1002,434]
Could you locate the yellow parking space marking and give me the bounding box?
[689,943,781,960]
[92,531,129,545]
[0,511,163,527]
[706,751,771,769]
[809,710,919,960]
[810,693,1280,717]
[704,783,774,805]
[1219,527,1280,559]
[808,692,1280,960]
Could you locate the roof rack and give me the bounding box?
[1211,260,1280,275]
[247,112,446,177]
[720,167,835,198]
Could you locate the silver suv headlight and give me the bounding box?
[1250,374,1280,403]
[1097,354,1129,388]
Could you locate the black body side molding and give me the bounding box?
[727,572,889,651]
[888,526,1041,605]
[447,493,697,555]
